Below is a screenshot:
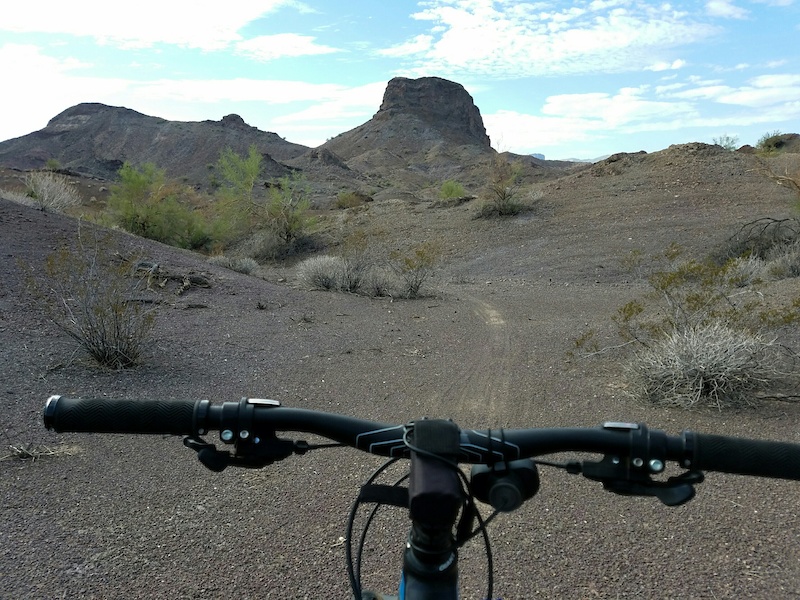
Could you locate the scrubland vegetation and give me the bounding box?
[4,135,800,411]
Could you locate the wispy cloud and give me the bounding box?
[235,34,339,61]
[0,0,297,50]
[705,1,749,19]
[381,1,718,77]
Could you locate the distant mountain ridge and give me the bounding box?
[0,77,582,199]
[0,103,308,183]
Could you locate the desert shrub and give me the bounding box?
[31,230,156,368]
[0,188,35,205]
[108,163,214,251]
[716,218,800,261]
[388,242,441,298]
[478,156,524,217]
[765,240,800,279]
[262,172,314,245]
[335,190,369,209]
[625,322,785,410]
[756,130,783,156]
[207,255,259,275]
[296,255,347,290]
[712,134,739,151]
[362,269,393,297]
[22,171,82,212]
[724,255,767,287]
[613,244,799,408]
[439,179,466,200]
[45,158,61,171]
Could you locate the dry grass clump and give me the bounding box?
[297,255,348,290]
[4,171,82,212]
[625,322,787,410]
[24,171,82,211]
[207,255,259,275]
[296,242,440,299]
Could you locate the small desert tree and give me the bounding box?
[216,145,262,211]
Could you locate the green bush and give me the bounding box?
[756,130,783,155]
[215,144,262,232]
[439,179,466,200]
[108,163,213,251]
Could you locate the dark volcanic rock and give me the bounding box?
[0,103,309,184]
[375,77,491,148]
[321,77,493,167]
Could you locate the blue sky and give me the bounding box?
[1,0,798,160]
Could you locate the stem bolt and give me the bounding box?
[221,429,234,442]
[649,459,665,473]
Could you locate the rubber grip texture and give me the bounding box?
[45,396,196,435]
[693,433,800,480]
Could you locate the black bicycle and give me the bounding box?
[43,395,800,600]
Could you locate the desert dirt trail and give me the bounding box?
[425,292,514,424]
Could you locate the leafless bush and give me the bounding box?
[625,322,788,410]
[718,217,800,262]
[388,242,441,298]
[31,229,156,368]
[23,171,82,212]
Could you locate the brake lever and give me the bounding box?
[569,455,705,506]
[184,436,310,472]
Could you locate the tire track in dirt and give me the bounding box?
[429,292,515,425]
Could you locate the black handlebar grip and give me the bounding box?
[691,432,800,480]
[43,395,197,435]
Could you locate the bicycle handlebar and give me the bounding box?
[43,395,800,481]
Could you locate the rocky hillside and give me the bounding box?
[0,103,308,184]
[0,77,583,204]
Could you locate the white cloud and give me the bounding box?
[666,73,800,107]
[386,1,718,77]
[235,34,339,61]
[377,34,434,57]
[646,59,688,72]
[0,42,370,143]
[0,0,295,50]
[706,1,749,19]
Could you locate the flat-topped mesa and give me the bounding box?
[374,77,491,148]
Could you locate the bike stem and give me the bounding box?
[400,419,464,600]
